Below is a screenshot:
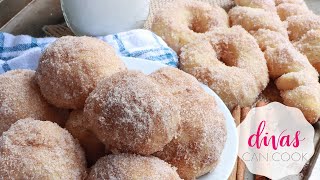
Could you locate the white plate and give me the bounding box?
[122,57,239,180]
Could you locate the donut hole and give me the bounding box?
[214,42,238,67]
[188,18,209,33]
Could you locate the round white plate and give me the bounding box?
[122,57,238,180]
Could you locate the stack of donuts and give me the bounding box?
[151,0,320,124]
[0,36,227,179]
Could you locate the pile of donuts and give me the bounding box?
[0,36,227,179]
[151,0,320,124]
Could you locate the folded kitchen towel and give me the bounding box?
[0,29,178,74]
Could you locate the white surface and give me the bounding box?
[61,0,150,36]
[122,57,238,180]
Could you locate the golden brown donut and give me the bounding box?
[264,45,318,79]
[277,3,312,21]
[84,71,180,155]
[0,70,68,135]
[294,29,320,72]
[235,0,276,11]
[35,36,127,109]
[229,6,288,38]
[65,110,106,167]
[252,29,290,51]
[87,154,181,180]
[155,93,227,180]
[286,14,320,41]
[151,0,229,53]
[0,118,87,179]
[180,26,269,109]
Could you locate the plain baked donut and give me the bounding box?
[0,70,68,135]
[87,154,181,180]
[229,6,288,38]
[180,26,269,109]
[84,71,180,155]
[151,0,229,53]
[0,118,87,179]
[35,36,127,109]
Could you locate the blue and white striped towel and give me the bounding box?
[0,29,178,74]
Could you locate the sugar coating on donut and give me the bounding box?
[275,70,319,91]
[229,6,288,38]
[35,36,127,109]
[149,67,204,96]
[65,110,106,167]
[294,29,320,70]
[84,71,180,155]
[252,29,290,51]
[264,45,318,79]
[275,0,307,6]
[235,0,277,11]
[87,154,181,180]
[277,3,312,21]
[180,26,269,109]
[152,0,229,53]
[281,85,320,124]
[286,14,320,41]
[0,70,68,135]
[155,94,227,179]
[0,118,87,179]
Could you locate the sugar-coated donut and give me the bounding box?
[155,94,226,180]
[151,0,229,53]
[281,84,320,124]
[235,0,276,11]
[84,71,180,155]
[275,0,307,6]
[0,118,87,179]
[35,36,127,109]
[0,70,68,135]
[87,154,181,180]
[252,29,290,51]
[65,110,106,167]
[294,29,320,72]
[149,67,204,96]
[264,45,318,79]
[180,26,269,109]
[229,6,288,38]
[286,14,320,41]
[277,3,312,21]
[275,70,318,91]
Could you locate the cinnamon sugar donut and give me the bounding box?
[65,110,106,167]
[235,0,276,11]
[0,70,68,135]
[0,118,87,179]
[155,93,226,179]
[149,67,204,96]
[275,0,307,6]
[229,6,288,38]
[151,0,229,53]
[264,45,318,79]
[286,14,320,41]
[252,29,290,51]
[180,26,269,109]
[35,36,126,109]
[87,154,181,180]
[84,71,180,155]
[294,29,320,72]
[277,3,312,21]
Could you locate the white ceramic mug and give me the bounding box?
[61,0,150,36]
